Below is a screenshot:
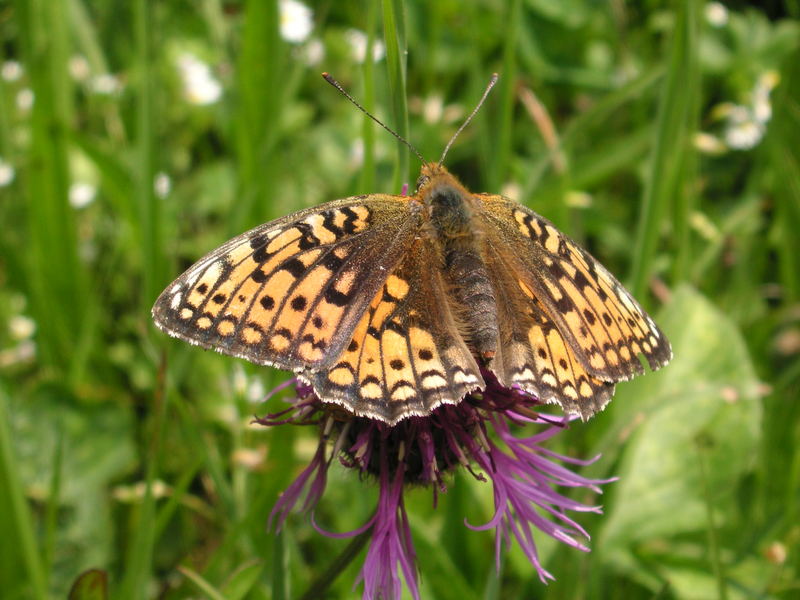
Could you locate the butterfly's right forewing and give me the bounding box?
[152,195,420,373]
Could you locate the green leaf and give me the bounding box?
[599,286,762,576]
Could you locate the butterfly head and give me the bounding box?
[415,162,463,196]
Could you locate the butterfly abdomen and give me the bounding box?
[427,182,499,360]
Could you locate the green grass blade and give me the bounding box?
[16,0,87,373]
[487,0,521,191]
[381,0,410,188]
[0,386,48,599]
[133,0,163,319]
[231,0,282,233]
[630,0,699,297]
[768,52,800,302]
[178,565,228,600]
[358,0,379,193]
[118,354,168,600]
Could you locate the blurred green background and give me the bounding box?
[1,0,799,598]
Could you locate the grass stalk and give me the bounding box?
[630,0,699,297]
[358,0,379,193]
[0,387,48,599]
[488,0,521,192]
[17,0,85,372]
[381,0,410,189]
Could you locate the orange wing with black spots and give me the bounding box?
[152,196,422,373]
[308,237,483,424]
[478,194,671,417]
[482,247,615,417]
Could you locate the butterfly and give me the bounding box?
[152,74,671,425]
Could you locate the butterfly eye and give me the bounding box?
[415,175,430,191]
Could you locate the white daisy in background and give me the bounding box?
[1,60,22,82]
[232,366,268,404]
[177,53,222,105]
[705,2,729,27]
[723,104,764,150]
[68,55,91,81]
[724,71,779,150]
[9,315,36,340]
[349,138,364,169]
[703,71,780,152]
[300,38,325,66]
[0,159,15,187]
[16,88,34,111]
[90,73,123,95]
[154,172,172,198]
[69,182,97,209]
[753,70,779,123]
[345,28,385,63]
[280,0,313,43]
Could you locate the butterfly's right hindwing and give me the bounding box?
[152,195,420,372]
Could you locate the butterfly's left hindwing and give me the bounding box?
[308,237,484,424]
[481,246,616,418]
[152,195,421,373]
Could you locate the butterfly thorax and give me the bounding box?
[417,164,499,361]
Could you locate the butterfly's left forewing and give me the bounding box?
[152,195,421,373]
[477,194,671,415]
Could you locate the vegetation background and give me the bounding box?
[1,0,798,598]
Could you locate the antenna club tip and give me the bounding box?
[321,72,330,78]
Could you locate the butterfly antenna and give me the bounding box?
[322,72,426,164]
[438,73,499,166]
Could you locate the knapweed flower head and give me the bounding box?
[258,370,613,599]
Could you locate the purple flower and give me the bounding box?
[258,370,614,598]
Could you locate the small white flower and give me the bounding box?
[177,53,222,105]
[1,60,22,82]
[693,132,727,155]
[233,365,248,395]
[280,0,313,43]
[69,182,97,208]
[565,190,592,208]
[345,29,385,63]
[753,92,771,124]
[232,446,267,470]
[9,315,36,340]
[705,2,728,27]
[154,172,172,198]
[725,117,764,150]
[301,38,325,66]
[349,138,364,168]
[247,377,265,403]
[422,95,444,124]
[0,159,15,187]
[91,74,122,95]
[16,88,34,111]
[753,70,779,124]
[500,182,521,201]
[69,55,91,81]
